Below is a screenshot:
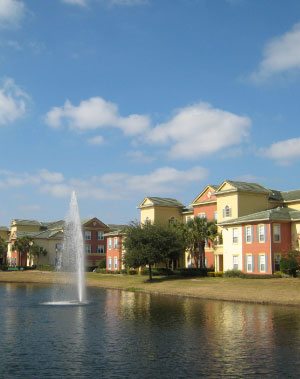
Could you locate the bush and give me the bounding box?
[87,266,97,272]
[98,260,106,269]
[280,257,299,277]
[0,264,8,271]
[224,270,245,278]
[141,267,173,276]
[128,269,138,275]
[273,271,283,278]
[121,269,127,274]
[37,264,55,271]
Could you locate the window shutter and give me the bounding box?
[245,255,247,272]
[251,226,254,243]
[223,208,225,218]
[264,225,267,242]
[257,255,260,272]
[244,227,246,243]
[265,255,268,273]
[229,207,232,217]
[252,255,255,272]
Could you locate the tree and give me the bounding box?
[122,222,186,281]
[0,236,7,264]
[186,218,218,269]
[29,244,48,266]
[280,249,300,277]
[11,236,34,267]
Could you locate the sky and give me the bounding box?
[1,0,300,226]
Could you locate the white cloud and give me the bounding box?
[147,102,251,159]
[261,137,300,165]
[38,169,64,183]
[234,174,265,183]
[0,0,25,28]
[45,97,150,136]
[0,78,29,125]
[61,0,88,6]
[251,23,300,82]
[87,135,104,145]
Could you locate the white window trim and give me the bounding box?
[258,225,266,243]
[97,231,104,240]
[108,238,112,250]
[85,231,92,240]
[232,228,238,244]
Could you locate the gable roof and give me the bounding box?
[138,197,185,209]
[190,184,219,205]
[215,180,271,195]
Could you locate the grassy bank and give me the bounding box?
[1,270,300,306]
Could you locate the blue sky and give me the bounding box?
[1,0,300,226]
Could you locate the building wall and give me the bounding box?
[217,193,239,223]
[222,226,243,272]
[106,235,123,271]
[242,223,272,275]
[140,207,155,224]
[193,203,217,221]
[291,221,300,250]
[237,193,269,217]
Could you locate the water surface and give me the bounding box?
[1,283,300,378]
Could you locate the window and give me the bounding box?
[198,213,206,219]
[145,217,151,224]
[85,231,92,240]
[114,257,118,269]
[258,225,266,243]
[274,225,281,242]
[247,255,253,272]
[213,212,218,221]
[259,255,266,272]
[108,238,112,250]
[114,237,118,249]
[108,257,112,269]
[232,228,238,244]
[97,231,104,240]
[245,226,253,243]
[223,205,232,218]
[186,216,192,223]
[97,245,105,254]
[275,254,281,271]
[85,244,92,254]
[233,256,238,270]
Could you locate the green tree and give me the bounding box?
[29,244,48,266]
[11,236,34,267]
[186,218,218,269]
[0,236,7,264]
[280,249,300,277]
[122,222,186,281]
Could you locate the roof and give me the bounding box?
[280,190,300,202]
[216,180,271,195]
[0,226,9,231]
[138,197,185,208]
[107,224,127,231]
[218,206,300,226]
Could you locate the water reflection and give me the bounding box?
[1,283,300,378]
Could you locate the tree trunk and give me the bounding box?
[199,241,205,269]
[149,264,152,281]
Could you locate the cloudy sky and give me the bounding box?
[1,0,300,226]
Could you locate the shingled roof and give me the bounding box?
[218,180,271,194]
[218,206,300,226]
[138,197,185,208]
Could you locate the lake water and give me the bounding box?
[1,283,300,378]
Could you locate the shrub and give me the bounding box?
[141,267,173,276]
[0,264,8,271]
[121,269,127,274]
[128,269,138,275]
[280,257,299,277]
[98,260,106,269]
[87,266,97,272]
[224,270,245,278]
[95,268,106,274]
[273,271,283,278]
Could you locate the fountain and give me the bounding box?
[43,191,87,305]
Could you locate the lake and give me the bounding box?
[1,283,300,378]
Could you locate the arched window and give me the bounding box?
[223,205,232,218]
[145,217,151,224]
[168,216,176,224]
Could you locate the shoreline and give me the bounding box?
[1,270,300,307]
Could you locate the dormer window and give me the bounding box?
[223,205,232,218]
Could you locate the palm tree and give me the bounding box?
[11,236,34,267]
[186,217,218,269]
[29,244,48,266]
